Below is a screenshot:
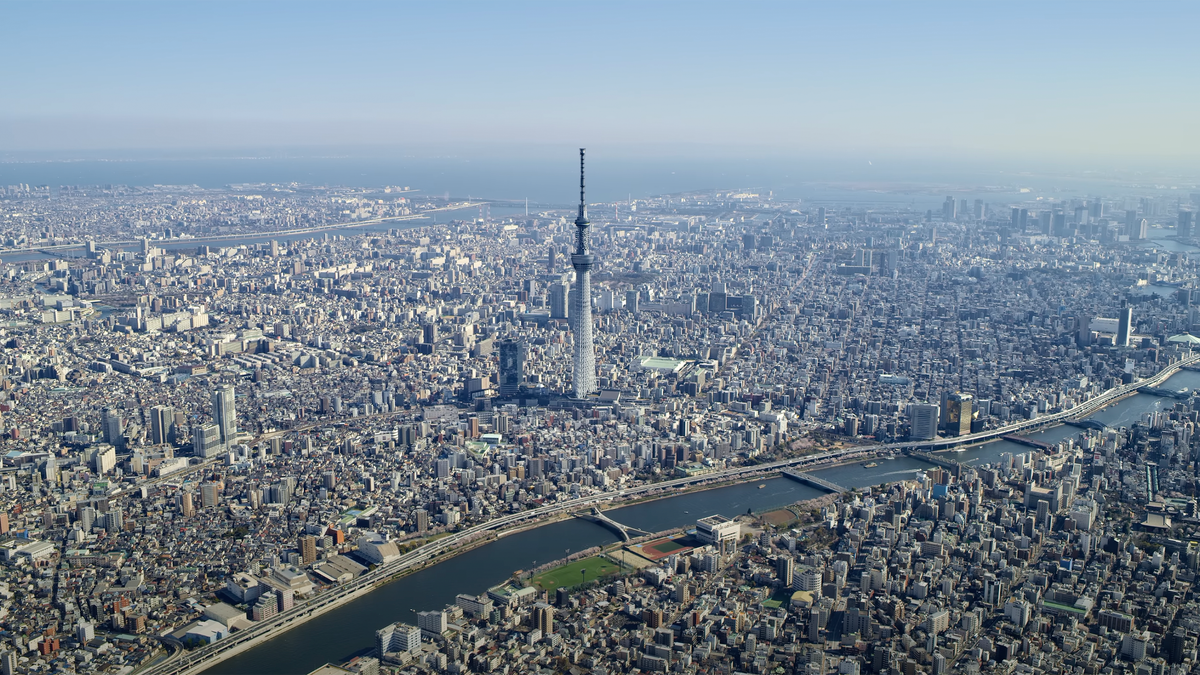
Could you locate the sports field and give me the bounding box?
[646,539,686,556]
[760,508,798,528]
[630,535,695,562]
[530,555,621,591]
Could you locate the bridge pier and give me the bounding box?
[904,449,966,476]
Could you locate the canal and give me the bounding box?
[203,366,1200,674]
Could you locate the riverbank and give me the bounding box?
[198,463,951,675]
[175,456,878,673]
[174,524,521,675]
[176,470,798,675]
[928,375,1153,457]
[527,490,845,591]
[187,357,1200,675]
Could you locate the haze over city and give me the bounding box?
[4,1,1200,166]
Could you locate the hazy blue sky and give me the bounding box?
[3,1,1199,161]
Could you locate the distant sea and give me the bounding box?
[0,154,1189,210]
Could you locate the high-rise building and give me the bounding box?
[270,477,296,505]
[1036,499,1050,529]
[77,505,96,530]
[105,507,124,532]
[547,244,558,272]
[42,455,59,483]
[549,281,569,320]
[570,149,596,399]
[1180,210,1194,239]
[709,281,727,313]
[499,340,526,399]
[193,423,223,458]
[1118,306,1133,347]
[533,603,554,635]
[212,385,236,447]
[1052,210,1067,236]
[277,588,294,612]
[301,535,317,565]
[251,592,278,621]
[741,294,758,320]
[102,408,123,448]
[1164,628,1187,664]
[180,492,195,518]
[776,555,794,587]
[92,446,116,475]
[200,482,220,508]
[942,197,956,222]
[150,405,173,445]
[1076,314,1092,347]
[944,393,973,437]
[376,622,421,656]
[910,404,940,441]
[418,610,448,637]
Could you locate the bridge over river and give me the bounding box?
[574,507,652,542]
[780,469,846,493]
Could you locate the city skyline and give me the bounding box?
[6,3,1200,675]
[3,149,1200,675]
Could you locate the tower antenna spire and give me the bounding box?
[577,148,587,225]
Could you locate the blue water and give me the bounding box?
[0,154,1172,209]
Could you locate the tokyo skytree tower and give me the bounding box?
[571,149,596,399]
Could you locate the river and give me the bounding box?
[201,365,1200,674]
[0,205,530,266]
[202,478,825,674]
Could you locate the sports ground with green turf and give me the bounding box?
[529,556,623,591]
[628,534,696,562]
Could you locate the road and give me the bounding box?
[143,351,1200,675]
